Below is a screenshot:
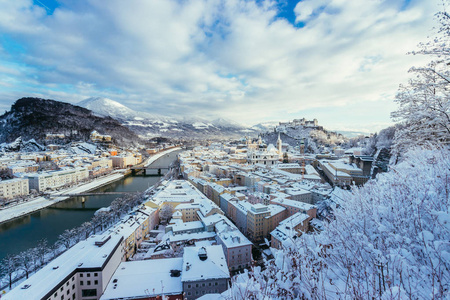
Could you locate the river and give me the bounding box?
[0,150,180,262]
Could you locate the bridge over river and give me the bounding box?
[45,191,139,197]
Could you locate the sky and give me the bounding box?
[0,0,443,133]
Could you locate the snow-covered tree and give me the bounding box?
[58,229,76,250]
[1,254,18,290]
[225,147,450,299]
[392,4,450,154]
[17,250,33,279]
[79,221,93,240]
[159,204,174,223]
[35,239,49,267]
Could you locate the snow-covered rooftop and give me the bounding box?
[100,258,183,300]
[181,245,230,282]
[4,233,123,300]
[271,197,316,211]
[215,220,253,248]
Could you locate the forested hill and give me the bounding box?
[0,97,141,146]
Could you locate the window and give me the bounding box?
[94,273,98,277]
[202,283,205,287]
[60,287,63,292]
[87,281,91,285]
[188,292,191,296]
[72,285,75,290]
[54,292,57,297]
[81,289,97,297]
[61,296,64,300]
[215,282,218,286]
[72,294,75,300]
[94,280,98,285]
[87,273,91,277]
[66,282,69,286]
[188,284,191,288]
[66,290,70,295]
[209,282,212,286]
[80,274,83,277]
[80,281,84,286]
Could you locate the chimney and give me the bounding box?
[198,247,208,261]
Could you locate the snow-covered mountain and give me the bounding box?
[78,97,166,122]
[77,97,256,139]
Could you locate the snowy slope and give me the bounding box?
[78,97,164,122]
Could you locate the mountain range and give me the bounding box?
[77,97,256,139]
[0,97,352,148]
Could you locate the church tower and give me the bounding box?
[277,133,282,155]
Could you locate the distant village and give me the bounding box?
[1,118,379,300]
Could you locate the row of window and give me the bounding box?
[187,289,220,296]
[80,272,98,278]
[51,276,76,300]
[186,282,219,289]
[80,280,98,286]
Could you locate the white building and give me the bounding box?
[26,167,89,192]
[0,178,29,199]
[4,233,124,300]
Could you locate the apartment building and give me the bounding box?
[111,156,138,168]
[318,159,368,186]
[215,220,253,272]
[4,233,124,300]
[7,161,39,177]
[26,167,89,192]
[181,246,230,299]
[0,178,29,199]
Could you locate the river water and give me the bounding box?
[0,150,180,262]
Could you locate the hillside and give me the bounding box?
[261,122,346,153]
[0,97,142,146]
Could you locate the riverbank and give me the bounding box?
[0,172,125,224]
[0,147,182,224]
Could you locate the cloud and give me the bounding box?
[0,0,442,132]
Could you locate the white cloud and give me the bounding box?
[0,0,442,132]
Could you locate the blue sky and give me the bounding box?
[0,0,441,133]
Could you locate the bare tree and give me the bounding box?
[1,254,18,290]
